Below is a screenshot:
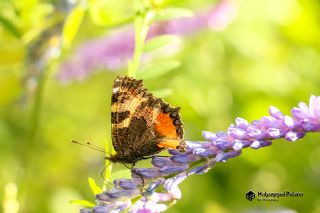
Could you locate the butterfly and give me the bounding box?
[106,75,185,165]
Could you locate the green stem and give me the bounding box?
[104,140,113,190]
[29,71,46,145]
[127,0,151,78]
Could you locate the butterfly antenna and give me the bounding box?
[71,140,111,155]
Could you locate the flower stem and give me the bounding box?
[127,0,151,78]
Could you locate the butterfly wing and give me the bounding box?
[110,76,184,163]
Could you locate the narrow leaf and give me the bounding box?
[137,60,181,80]
[62,4,86,48]
[144,35,180,52]
[88,177,102,195]
[70,199,96,207]
[0,15,21,38]
[153,8,193,22]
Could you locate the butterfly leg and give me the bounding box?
[123,163,145,193]
[132,163,145,190]
[100,161,113,187]
[140,155,168,159]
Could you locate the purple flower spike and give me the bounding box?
[86,95,320,213]
[58,1,236,82]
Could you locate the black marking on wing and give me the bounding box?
[111,111,130,124]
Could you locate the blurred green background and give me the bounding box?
[1,0,320,212]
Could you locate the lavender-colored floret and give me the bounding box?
[285,131,305,142]
[151,157,174,168]
[235,117,249,129]
[185,141,212,148]
[171,153,200,163]
[188,163,213,175]
[232,140,243,151]
[228,126,248,139]
[247,126,265,139]
[202,131,217,141]
[267,128,281,138]
[145,179,165,194]
[269,106,285,120]
[133,168,162,179]
[193,147,216,157]
[160,164,189,174]
[215,150,241,162]
[250,140,261,149]
[114,179,139,190]
[283,115,295,128]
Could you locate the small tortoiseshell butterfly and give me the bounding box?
[106,76,185,164]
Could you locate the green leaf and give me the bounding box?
[0,15,21,38]
[62,4,86,48]
[152,8,193,22]
[88,0,134,26]
[137,60,181,79]
[144,35,180,52]
[88,177,102,195]
[150,89,173,98]
[70,199,95,207]
[110,169,131,181]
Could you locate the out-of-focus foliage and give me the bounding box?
[1,0,320,212]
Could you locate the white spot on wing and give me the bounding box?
[112,87,119,94]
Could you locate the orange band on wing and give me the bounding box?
[154,112,177,138]
[157,139,180,149]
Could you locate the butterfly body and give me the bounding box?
[107,76,185,164]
